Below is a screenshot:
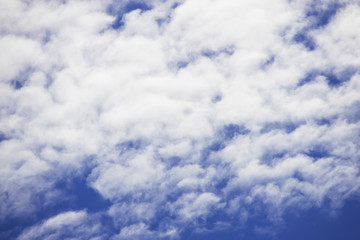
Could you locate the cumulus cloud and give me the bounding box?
[17,211,107,240]
[0,0,359,239]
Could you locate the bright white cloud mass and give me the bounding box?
[1,0,360,239]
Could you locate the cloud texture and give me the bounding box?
[1,0,360,239]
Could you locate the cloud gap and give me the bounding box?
[293,2,344,51]
[0,215,36,240]
[172,46,234,70]
[261,55,275,70]
[156,1,184,28]
[305,2,343,29]
[298,68,357,87]
[156,16,171,27]
[49,165,111,213]
[201,47,235,59]
[292,171,305,182]
[203,124,250,159]
[304,144,330,159]
[222,124,250,141]
[297,71,318,86]
[293,32,316,51]
[0,132,8,143]
[108,1,153,30]
[278,199,360,240]
[10,67,33,90]
[179,209,234,239]
[212,172,235,196]
[212,94,222,103]
[147,207,176,232]
[344,101,360,123]
[0,170,110,240]
[176,61,190,69]
[260,121,300,134]
[116,139,143,155]
[41,30,52,45]
[315,118,332,126]
[260,151,287,165]
[163,156,182,169]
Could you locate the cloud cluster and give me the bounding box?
[1,0,360,239]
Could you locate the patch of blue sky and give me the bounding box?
[293,32,316,51]
[222,124,250,140]
[10,67,33,90]
[212,94,222,103]
[344,101,360,123]
[44,73,55,88]
[53,175,111,213]
[156,16,171,27]
[278,197,360,240]
[297,71,318,86]
[162,156,182,169]
[176,61,190,70]
[201,47,235,59]
[208,141,226,152]
[122,1,152,13]
[171,1,182,10]
[0,214,35,240]
[293,2,344,50]
[325,72,351,87]
[156,2,183,27]
[305,2,343,29]
[116,139,143,155]
[262,141,330,163]
[179,196,277,240]
[178,196,360,240]
[0,132,7,142]
[315,117,333,126]
[292,170,305,182]
[304,144,330,159]
[109,15,124,30]
[203,124,250,160]
[10,71,30,90]
[179,211,236,240]
[260,121,300,134]
[260,55,275,70]
[214,176,231,193]
[173,46,235,71]
[261,150,287,165]
[298,68,357,87]
[147,206,178,232]
[164,187,184,204]
[0,173,113,239]
[107,1,153,30]
[41,30,52,45]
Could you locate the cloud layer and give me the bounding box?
[1,0,360,239]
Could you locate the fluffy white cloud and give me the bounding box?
[0,0,359,239]
[17,211,107,240]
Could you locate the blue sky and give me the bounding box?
[1,0,360,239]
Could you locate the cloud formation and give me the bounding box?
[0,0,360,239]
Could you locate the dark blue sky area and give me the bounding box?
[181,197,360,240]
[2,177,359,239]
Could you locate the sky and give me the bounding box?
[0,0,360,239]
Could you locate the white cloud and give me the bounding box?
[17,211,107,240]
[170,192,221,220]
[0,0,359,239]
